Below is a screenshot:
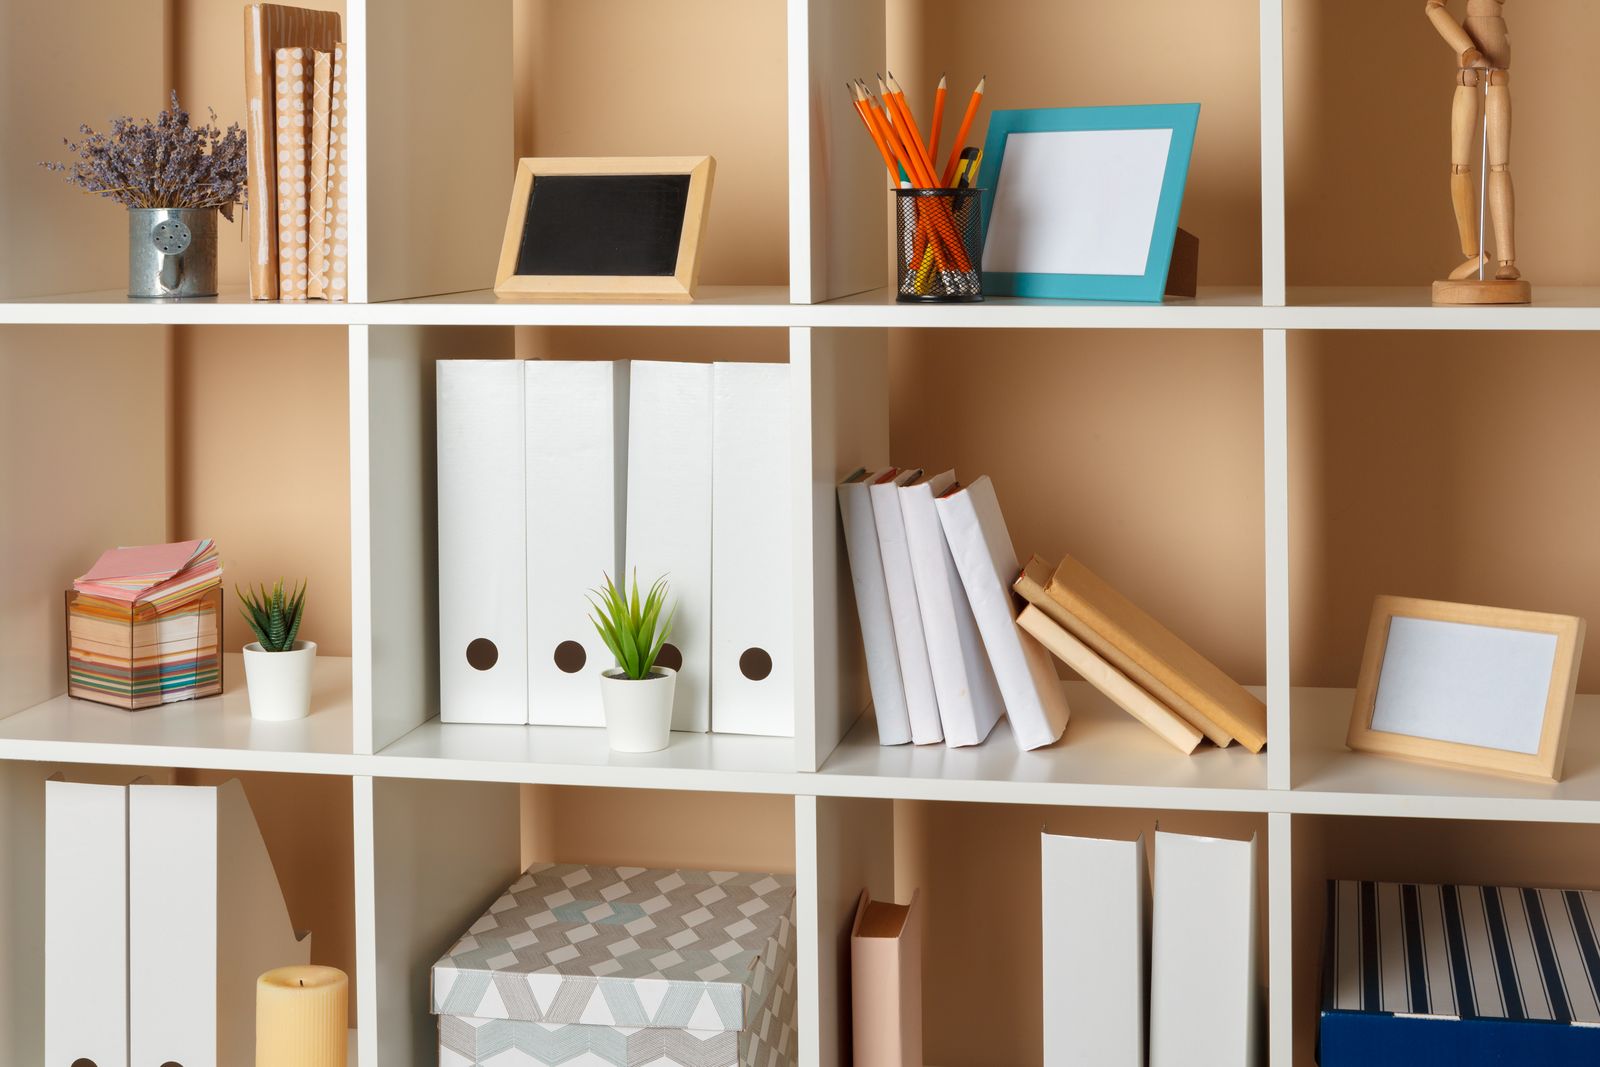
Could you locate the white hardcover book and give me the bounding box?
[46,778,129,1067]
[870,468,942,744]
[1042,830,1149,1067]
[626,361,712,732]
[1150,830,1260,1067]
[711,362,794,736]
[438,360,527,724]
[937,476,1070,750]
[129,781,310,1067]
[839,470,912,745]
[898,470,1004,747]
[526,360,629,726]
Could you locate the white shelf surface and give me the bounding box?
[1291,687,1600,823]
[372,716,800,792]
[368,285,798,327]
[9,284,1600,330]
[816,681,1271,810]
[0,285,358,325]
[0,653,355,772]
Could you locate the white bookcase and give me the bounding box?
[5,1,1600,1065]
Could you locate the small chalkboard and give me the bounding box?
[495,157,715,301]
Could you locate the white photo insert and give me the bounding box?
[983,128,1173,278]
[1371,616,1558,755]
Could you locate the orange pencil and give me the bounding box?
[849,83,898,182]
[941,75,986,186]
[877,75,935,187]
[861,84,920,187]
[885,72,937,181]
[929,73,948,165]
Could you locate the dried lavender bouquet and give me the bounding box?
[42,91,247,219]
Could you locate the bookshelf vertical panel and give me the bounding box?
[369,776,521,1067]
[792,0,888,303]
[796,794,895,1067]
[1264,329,1291,788]
[356,326,514,753]
[1260,0,1287,304]
[793,327,889,771]
[366,0,513,302]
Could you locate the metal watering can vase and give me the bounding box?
[128,207,217,299]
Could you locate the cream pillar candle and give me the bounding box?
[256,964,347,1067]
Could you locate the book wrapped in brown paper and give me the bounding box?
[850,890,923,1067]
[1045,555,1268,751]
[306,49,332,298]
[242,3,341,300]
[324,43,349,301]
[274,47,312,299]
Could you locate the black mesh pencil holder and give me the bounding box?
[894,188,985,303]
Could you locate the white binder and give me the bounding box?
[129,780,310,1067]
[46,778,129,1067]
[1150,831,1260,1067]
[626,361,712,732]
[437,359,527,724]
[711,362,794,736]
[1041,830,1149,1067]
[937,476,1070,750]
[526,360,629,726]
[870,468,943,745]
[898,470,1004,747]
[838,470,912,745]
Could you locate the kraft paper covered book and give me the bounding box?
[243,4,341,300]
[306,48,332,298]
[1046,555,1267,751]
[850,890,923,1067]
[274,47,311,299]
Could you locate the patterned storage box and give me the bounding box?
[1320,880,1600,1066]
[431,863,799,1067]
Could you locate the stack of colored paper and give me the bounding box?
[67,540,225,709]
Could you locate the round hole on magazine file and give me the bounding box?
[554,640,587,673]
[466,638,499,671]
[739,647,773,681]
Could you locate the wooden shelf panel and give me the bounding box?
[0,653,355,772]
[0,286,356,325]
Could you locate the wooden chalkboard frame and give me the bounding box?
[494,156,715,301]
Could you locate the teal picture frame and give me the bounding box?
[978,103,1200,303]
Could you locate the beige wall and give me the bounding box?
[889,0,1263,286]
[891,328,1268,684]
[1289,331,1600,690]
[172,326,352,655]
[1286,0,1600,286]
[178,769,358,1026]
[898,801,1268,1066]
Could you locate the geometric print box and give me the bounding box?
[431,863,799,1067]
[1320,880,1600,1067]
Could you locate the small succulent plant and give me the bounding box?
[587,571,675,681]
[238,579,307,653]
[41,91,248,219]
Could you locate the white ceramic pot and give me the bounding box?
[599,667,676,753]
[242,640,318,721]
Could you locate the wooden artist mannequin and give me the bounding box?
[1426,0,1532,303]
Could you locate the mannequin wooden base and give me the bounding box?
[1432,277,1533,305]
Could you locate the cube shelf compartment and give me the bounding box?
[5,2,1600,1065]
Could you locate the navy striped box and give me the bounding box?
[1320,880,1600,1065]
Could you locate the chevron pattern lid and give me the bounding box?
[432,863,797,1031]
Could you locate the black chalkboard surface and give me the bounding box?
[515,174,692,277]
[495,157,714,300]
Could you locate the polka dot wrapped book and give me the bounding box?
[430,862,799,1067]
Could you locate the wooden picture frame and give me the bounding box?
[1347,595,1585,782]
[494,156,715,301]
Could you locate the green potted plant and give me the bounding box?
[238,579,315,721]
[588,572,677,753]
